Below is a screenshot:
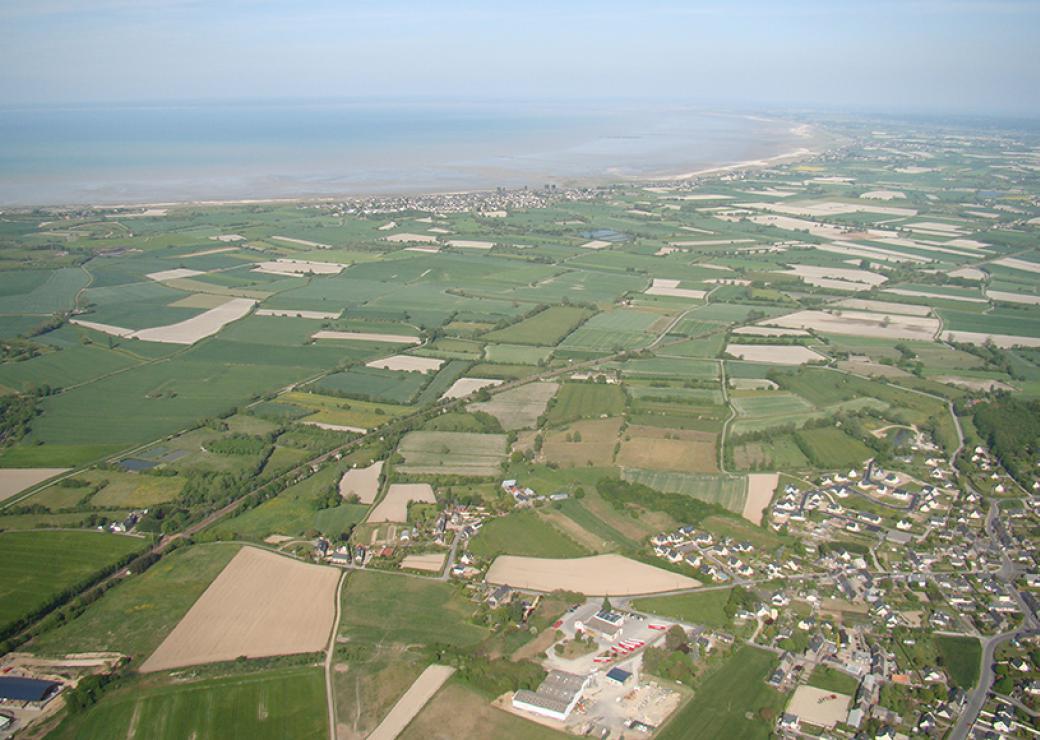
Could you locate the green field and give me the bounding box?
[31,543,239,659]
[482,306,592,346]
[468,510,590,559]
[633,588,736,629]
[545,382,626,425]
[658,646,785,740]
[935,635,982,689]
[52,666,327,740]
[559,309,660,351]
[340,570,488,647]
[730,392,815,418]
[622,469,746,513]
[0,530,147,635]
[794,427,873,468]
[808,665,860,695]
[396,430,507,477]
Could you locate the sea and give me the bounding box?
[0,99,807,206]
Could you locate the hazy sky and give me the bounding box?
[3,0,1039,116]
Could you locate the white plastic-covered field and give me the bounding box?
[384,232,438,243]
[253,259,346,276]
[140,547,339,672]
[725,344,826,365]
[763,309,939,341]
[365,355,444,373]
[72,297,255,345]
[145,268,205,282]
[485,554,701,596]
[367,483,436,523]
[644,278,707,300]
[446,239,494,249]
[338,461,383,504]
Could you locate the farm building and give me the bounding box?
[512,670,591,722]
[0,676,61,706]
[580,609,625,641]
[605,667,633,686]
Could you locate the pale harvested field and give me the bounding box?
[469,381,559,430]
[786,686,851,730]
[184,245,240,257]
[378,221,397,231]
[485,554,701,595]
[446,239,494,250]
[883,288,987,304]
[339,461,383,503]
[581,240,612,249]
[69,318,136,338]
[743,473,778,525]
[992,257,1040,274]
[145,268,204,282]
[312,330,420,344]
[765,309,939,341]
[670,193,731,200]
[367,483,436,523]
[428,227,452,234]
[254,258,345,276]
[667,239,755,247]
[301,421,366,433]
[834,298,932,316]
[440,377,503,400]
[385,232,438,244]
[942,331,1040,348]
[140,547,339,672]
[725,344,826,365]
[741,200,916,217]
[860,190,906,200]
[874,236,979,258]
[815,242,926,264]
[645,278,707,300]
[365,355,444,373]
[838,360,911,378]
[270,235,332,248]
[543,418,623,468]
[404,246,440,253]
[368,665,456,740]
[987,290,1040,305]
[133,297,255,344]
[208,234,245,243]
[0,468,69,502]
[949,267,987,281]
[731,326,809,337]
[934,376,1014,392]
[256,308,342,319]
[616,425,717,474]
[400,553,446,572]
[740,214,848,240]
[905,221,966,235]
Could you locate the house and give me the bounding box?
[512,670,591,722]
[487,585,513,609]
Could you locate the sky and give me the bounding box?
[3,0,1039,116]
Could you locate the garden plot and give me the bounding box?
[0,468,69,502]
[725,344,826,365]
[367,483,436,523]
[468,382,558,430]
[312,330,420,344]
[743,473,779,526]
[484,554,700,595]
[645,278,707,300]
[254,258,346,276]
[440,377,502,400]
[256,308,342,319]
[399,553,447,573]
[146,268,205,282]
[784,264,887,292]
[74,297,256,345]
[763,309,939,341]
[396,431,507,477]
[616,425,718,474]
[366,355,444,373]
[339,461,383,503]
[140,547,339,672]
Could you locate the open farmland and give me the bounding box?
[468,381,558,430]
[545,382,625,425]
[0,530,146,636]
[484,554,700,595]
[396,431,506,476]
[482,306,592,345]
[367,483,436,523]
[339,460,383,503]
[141,547,339,672]
[541,417,622,468]
[763,309,940,341]
[617,425,719,473]
[622,469,746,513]
[0,468,69,502]
[468,510,589,559]
[52,666,328,740]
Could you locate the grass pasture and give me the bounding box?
[482,305,592,346]
[633,588,735,629]
[558,309,660,351]
[935,635,981,689]
[794,427,873,468]
[0,530,147,636]
[468,509,590,559]
[52,666,327,740]
[396,431,507,477]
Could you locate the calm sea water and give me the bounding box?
[0,100,802,206]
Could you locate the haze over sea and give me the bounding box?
[0,99,807,207]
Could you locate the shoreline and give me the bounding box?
[9,122,830,212]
